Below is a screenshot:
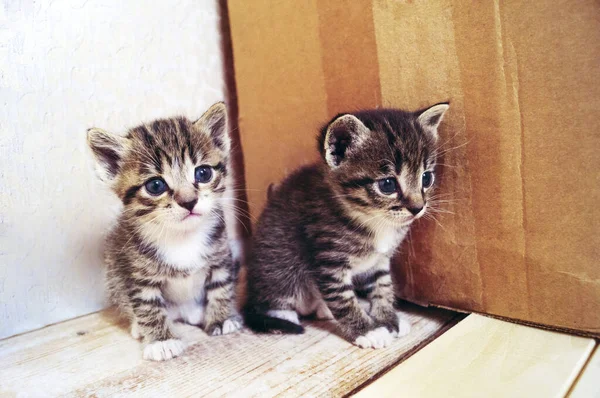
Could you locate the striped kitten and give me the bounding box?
[87,102,241,361]
[244,103,449,349]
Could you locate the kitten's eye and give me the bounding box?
[378,178,397,195]
[145,178,168,196]
[195,165,213,183]
[422,171,434,189]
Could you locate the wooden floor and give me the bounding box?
[0,306,597,398]
[0,303,459,397]
[354,314,598,398]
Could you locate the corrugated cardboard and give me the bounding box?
[228,0,600,336]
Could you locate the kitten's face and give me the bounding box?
[320,104,448,228]
[88,102,230,235]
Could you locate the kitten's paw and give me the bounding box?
[206,316,243,336]
[222,318,243,334]
[397,318,411,337]
[354,327,394,349]
[388,316,411,338]
[143,339,185,361]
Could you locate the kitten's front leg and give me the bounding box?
[367,258,411,338]
[203,258,242,336]
[129,285,185,361]
[315,264,390,348]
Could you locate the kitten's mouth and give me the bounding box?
[183,212,201,220]
[388,212,417,226]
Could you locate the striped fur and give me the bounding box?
[245,104,449,348]
[87,102,241,361]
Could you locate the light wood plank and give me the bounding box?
[569,343,600,398]
[354,314,596,398]
[0,303,458,397]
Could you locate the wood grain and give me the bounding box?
[353,314,596,398]
[0,303,458,397]
[569,343,600,398]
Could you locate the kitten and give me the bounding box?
[87,102,242,361]
[244,103,449,349]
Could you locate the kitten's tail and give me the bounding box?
[243,307,305,334]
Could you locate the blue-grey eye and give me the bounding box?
[145,178,168,196]
[378,178,397,194]
[422,171,434,188]
[195,165,213,183]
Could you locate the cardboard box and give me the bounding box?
[228,0,599,336]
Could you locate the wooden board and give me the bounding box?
[0,303,458,397]
[569,344,600,398]
[353,314,596,398]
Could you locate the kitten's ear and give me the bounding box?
[87,127,129,184]
[416,103,450,140]
[194,101,230,153]
[321,114,370,169]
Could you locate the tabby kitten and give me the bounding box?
[87,102,241,361]
[244,103,449,349]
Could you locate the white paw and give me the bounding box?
[222,318,243,334]
[390,316,412,338]
[354,327,393,349]
[143,339,185,361]
[398,318,411,337]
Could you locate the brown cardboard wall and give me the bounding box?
[228,1,326,215]
[228,0,600,335]
[506,1,599,330]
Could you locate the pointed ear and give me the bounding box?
[87,127,129,184]
[417,103,450,140]
[321,114,370,169]
[194,101,230,153]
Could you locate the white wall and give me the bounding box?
[0,0,225,339]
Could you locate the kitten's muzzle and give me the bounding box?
[402,194,425,217]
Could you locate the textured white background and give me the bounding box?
[0,0,225,339]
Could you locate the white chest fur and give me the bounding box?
[148,220,218,326]
[163,269,208,304]
[349,225,408,275]
[164,269,208,325]
[349,252,387,275]
[372,225,407,255]
[155,220,217,270]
